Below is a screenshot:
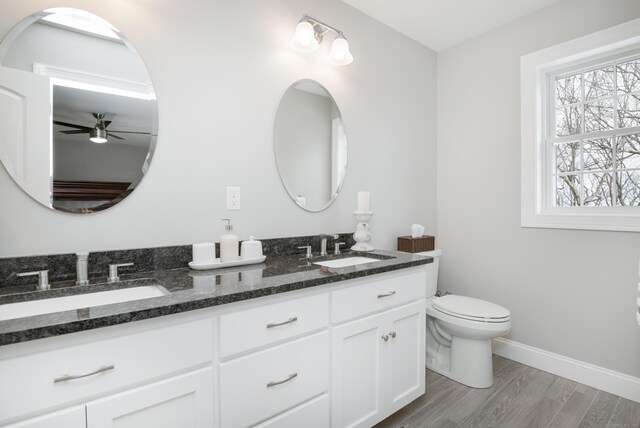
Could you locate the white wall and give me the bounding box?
[0,0,437,256]
[54,140,148,183]
[437,0,640,378]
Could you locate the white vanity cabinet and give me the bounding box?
[0,316,215,427]
[217,292,331,427]
[3,406,86,428]
[0,264,427,428]
[85,367,213,428]
[330,270,426,428]
[4,368,213,428]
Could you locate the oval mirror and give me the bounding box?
[274,80,347,212]
[0,8,157,213]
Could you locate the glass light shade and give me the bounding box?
[89,128,108,143]
[327,35,353,66]
[290,21,319,52]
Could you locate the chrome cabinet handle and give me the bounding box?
[54,364,115,383]
[377,291,396,299]
[382,334,389,342]
[266,317,298,329]
[389,331,396,338]
[267,372,298,388]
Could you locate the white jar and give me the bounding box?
[240,236,263,260]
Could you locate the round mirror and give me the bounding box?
[274,80,347,212]
[0,8,157,213]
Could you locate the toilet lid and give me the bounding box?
[433,295,510,322]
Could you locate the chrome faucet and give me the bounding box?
[76,252,89,286]
[319,234,339,256]
[17,270,50,291]
[108,263,134,282]
[297,246,312,259]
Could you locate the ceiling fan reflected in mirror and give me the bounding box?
[53,113,151,144]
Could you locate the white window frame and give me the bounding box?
[521,18,640,232]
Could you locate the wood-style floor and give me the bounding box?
[375,355,640,428]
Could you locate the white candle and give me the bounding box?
[357,191,370,212]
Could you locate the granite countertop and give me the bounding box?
[0,250,431,346]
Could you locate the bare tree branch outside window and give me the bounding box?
[552,57,640,207]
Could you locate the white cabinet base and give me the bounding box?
[254,394,330,428]
[331,301,425,428]
[86,367,214,428]
[3,405,85,428]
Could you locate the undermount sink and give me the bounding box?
[313,256,382,269]
[0,285,168,321]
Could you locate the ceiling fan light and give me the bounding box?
[328,35,353,66]
[291,20,319,52]
[89,128,108,143]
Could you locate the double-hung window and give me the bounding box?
[521,19,640,231]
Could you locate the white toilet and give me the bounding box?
[419,249,511,388]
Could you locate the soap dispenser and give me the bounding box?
[220,219,239,262]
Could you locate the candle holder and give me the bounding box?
[351,210,374,252]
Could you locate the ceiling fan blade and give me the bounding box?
[109,130,151,135]
[53,120,92,130]
[60,129,90,135]
[107,133,126,140]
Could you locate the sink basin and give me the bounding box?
[0,285,168,321]
[313,256,382,269]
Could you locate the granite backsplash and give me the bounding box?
[0,234,356,288]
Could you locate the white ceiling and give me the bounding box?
[340,0,565,52]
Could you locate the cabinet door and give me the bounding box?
[331,314,387,428]
[86,367,213,428]
[3,405,85,428]
[385,301,426,414]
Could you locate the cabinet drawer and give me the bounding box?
[332,269,425,323]
[0,318,213,424]
[220,332,329,428]
[219,292,329,358]
[254,394,329,428]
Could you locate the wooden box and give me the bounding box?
[397,235,435,253]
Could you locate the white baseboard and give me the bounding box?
[492,338,640,403]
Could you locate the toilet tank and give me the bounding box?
[417,249,441,297]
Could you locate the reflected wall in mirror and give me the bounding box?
[0,8,157,213]
[274,80,347,212]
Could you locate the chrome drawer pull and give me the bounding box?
[267,372,298,388]
[53,365,115,383]
[382,334,389,342]
[266,317,298,329]
[389,331,397,338]
[377,291,396,299]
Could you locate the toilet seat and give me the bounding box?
[432,295,510,323]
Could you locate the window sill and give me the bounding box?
[521,209,640,232]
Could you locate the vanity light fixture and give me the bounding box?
[291,15,353,66]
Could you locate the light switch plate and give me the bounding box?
[226,186,240,210]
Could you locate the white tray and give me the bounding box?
[188,255,266,270]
